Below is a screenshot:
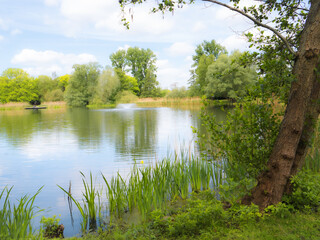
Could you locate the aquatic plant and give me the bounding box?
[58,172,100,233]
[0,186,43,239]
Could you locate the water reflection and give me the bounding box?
[0,106,228,237]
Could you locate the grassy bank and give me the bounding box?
[135,97,203,108]
[0,101,67,110]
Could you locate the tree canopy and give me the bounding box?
[110,47,159,97]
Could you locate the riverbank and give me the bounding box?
[0,101,67,110]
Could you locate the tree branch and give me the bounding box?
[203,0,297,56]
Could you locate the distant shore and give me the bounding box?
[0,101,67,110]
[0,97,232,111]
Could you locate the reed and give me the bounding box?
[58,172,100,233]
[60,153,224,232]
[0,186,43,239]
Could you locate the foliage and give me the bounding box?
[36,75,61,101]
[92,68,121,104]
[44,89,64,102]
[57,74,70,92]
[205,51,257,99]
[166,86,189,98]
[0,186,43,239]
[189,40,227,96]
[0,68,40,103]
[284,170,320,211]
[110,47,159,97]
[114,69,140,95]
[115,90,139,104]
[196,100,281,180]
[304,118,320,172]
[65,63,100,107]
[40,215,64,238]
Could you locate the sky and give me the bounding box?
[0,0,257,89]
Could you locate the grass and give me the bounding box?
[135,97,203,108]
[57,153,223,233]
[0,186,43,239]
[61,190,320,240]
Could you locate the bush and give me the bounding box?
[115,91,138,103]
[284,170,320,211]
[44,89,64,102]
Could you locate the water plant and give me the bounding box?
[40,215,64,238]
[0,186,43,239]
[58,171,100,233]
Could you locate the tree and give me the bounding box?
[57,74,70,92]
[0,68,39,103]
[110,47,159,96]
[92,68,121,104]
[205,51,257,99]
[119,0,320,210]
[114,69,140,95]
[189,40,227,96]
[65,63,100,107]
[110,49,127,72]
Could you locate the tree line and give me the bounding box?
[0,44,256,106]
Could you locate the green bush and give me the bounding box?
[115,90,138,103]
[284,170,320,211]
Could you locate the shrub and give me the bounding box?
[284,170,320,211]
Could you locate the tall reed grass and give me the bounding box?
[0,186,43,239]
[58,172,101,233]
[60,153,224,232]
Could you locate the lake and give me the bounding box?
[0,105,227,237]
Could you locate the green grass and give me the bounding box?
[0,186,43,239]
[63,190,320,240]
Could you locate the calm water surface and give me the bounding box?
[0,105,227,236]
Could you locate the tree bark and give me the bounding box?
[243,0,320,210]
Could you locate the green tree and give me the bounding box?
[205,51,257,99]
[110,49,127,72]
[110,47,159,96]
[92,68,121,104]
[0,68,39,103]
[189,40,227,96]
[119,0,320,209]
[65,63,100,107]
[57,74,70,92]
[114,69,140,95]
[36,75,60,101]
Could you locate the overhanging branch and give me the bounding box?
[203,0,297,56]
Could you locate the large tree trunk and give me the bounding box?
[243,0,320,210]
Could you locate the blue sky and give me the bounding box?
[0,0,256,88]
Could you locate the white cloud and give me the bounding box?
[11,49,97,76]
[117,44,131,51]
[192,21,206,32]
[166,42,194,56]
[156,58,191,89]
[0,35,4,41]
[221,34,249,51]
[45,0,60,7]
[0,18,7,30]
[10,29,22,35]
